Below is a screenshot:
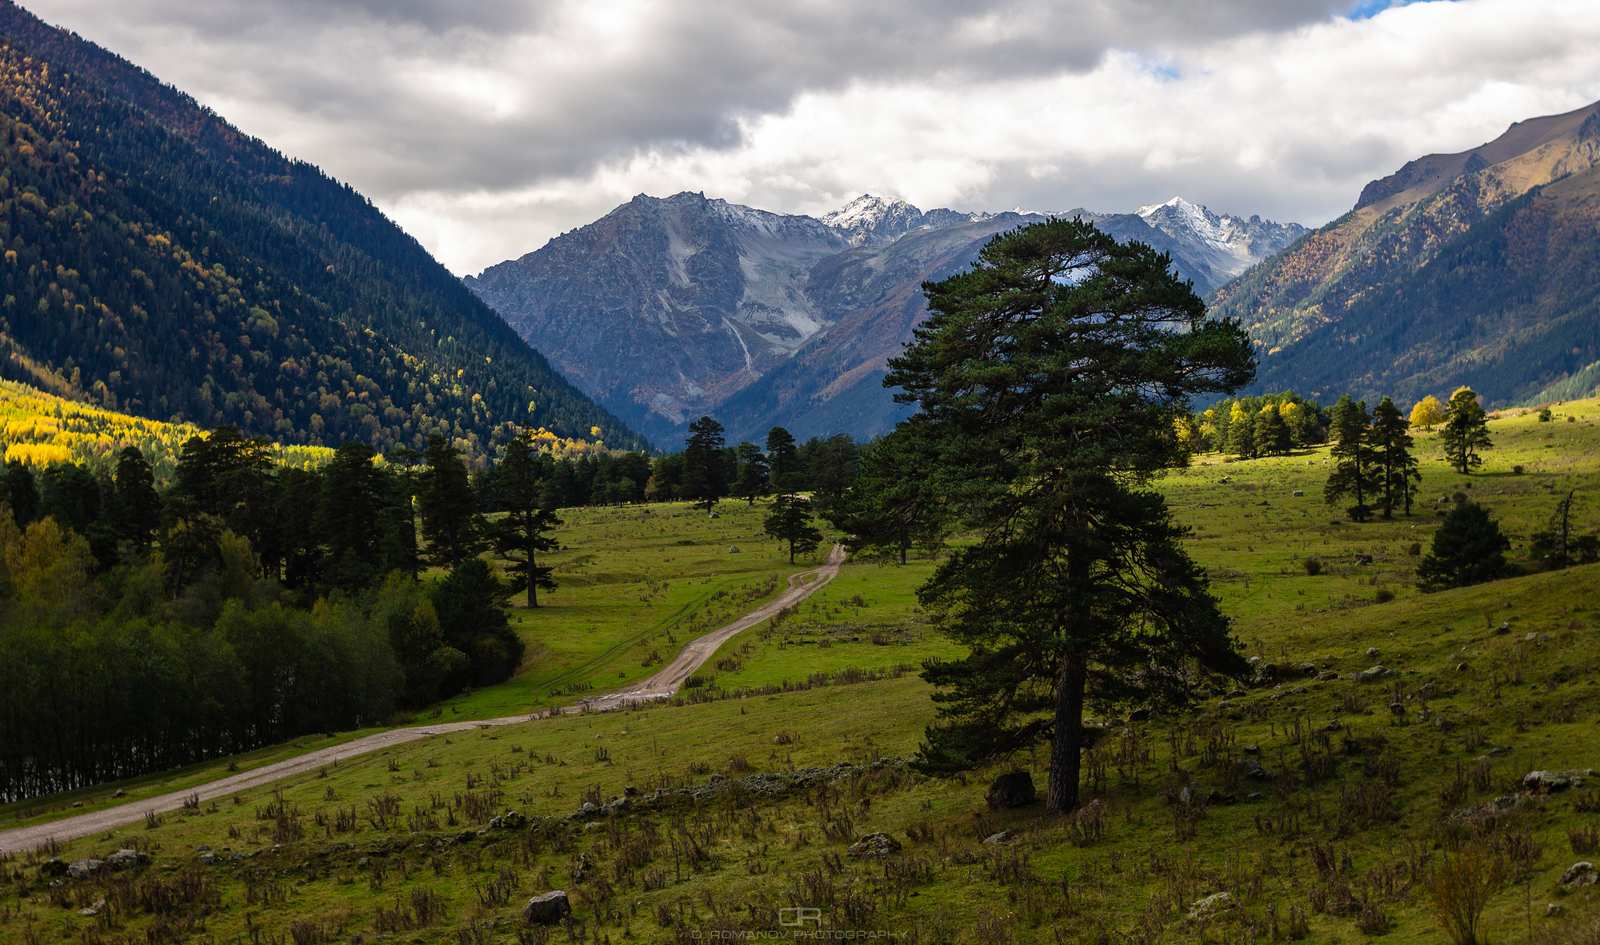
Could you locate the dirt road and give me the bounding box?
[0,545,845,854]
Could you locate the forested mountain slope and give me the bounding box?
[1213,100,1600,407]
[0,1,644,459]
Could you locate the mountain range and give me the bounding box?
[466,193,1305,445]
[0,0,644,460]
[1214,100,1600,409]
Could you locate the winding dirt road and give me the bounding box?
[0,545,845,854]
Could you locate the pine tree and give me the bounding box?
[879,217,1254,813]
[730,442,769,505]
[763,492,822,563]
[113,446,161,551]
[1370,396,1421,518]
[1324,396,1380,522]
[765,426,800,492]
[315,441,390,592]
[682,416,728,513]
[1440,387,1492,474]
[4,459,38,526]
[484,430,562,607]
[1228,401,1256,458]
[1417,503,1511,592]
[418,434,480,568]
[1255,405,1292,457]
[827,418,947,564]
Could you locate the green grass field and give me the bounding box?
[5,400,1600,945]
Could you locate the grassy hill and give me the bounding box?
[4,401,1600,944]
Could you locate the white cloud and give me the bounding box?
[19,0,1600,274]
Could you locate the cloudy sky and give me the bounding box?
[21,0,1600,275]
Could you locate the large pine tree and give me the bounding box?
[878,218,1255,813]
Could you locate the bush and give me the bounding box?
[1417,504,1512,593]
[1375,588,1395,604]
[1302,558,1323,576]
[1539,407,1553,422]
[1407,542,1422,556]
[1428,842,1506,945]
[1512,465,1524,475]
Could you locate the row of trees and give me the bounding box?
[0,425,559,802]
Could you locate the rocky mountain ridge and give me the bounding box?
[467,193,1303,444]
[1212,99,1600,408]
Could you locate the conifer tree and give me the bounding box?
[682,416,728,513]
[731,442,770,505]
[1254,405,1292,457]
[484,430,562,607]
[1370,396,1421,518]
[4,459,38,526]
[1324,396,1380,521]
[418,434,480,568]
[876,218,1254,813]
[763,492,822,563]
[113,446,161,551]
[1418,503,1511,591]
[765,426,800,492]
[1440,387,1492,474]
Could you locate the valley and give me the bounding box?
[2,400,1598,944]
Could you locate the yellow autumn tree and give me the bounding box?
[1410,395,1445,431]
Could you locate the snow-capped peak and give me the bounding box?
[821,194,920,230]
[1137,196,1234,252]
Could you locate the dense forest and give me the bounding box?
[0,1,644,461]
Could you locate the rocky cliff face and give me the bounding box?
[1212,100,1600,408]
[467,192,1304,445]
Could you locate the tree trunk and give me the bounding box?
[1046,649,1088,813]
[899,536,909,566]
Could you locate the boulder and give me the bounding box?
[524,890,572,924]
[1347,664,1397,682]
[846,832,902,858]
[67,859,104,879]
[104,849,149,871]
[1562,862,1597,889]
[1127,708,1150,722]
[982,831,1012,845]
[985,771,1037,810]
[728,546,740,553]
[1525,769,1597,793]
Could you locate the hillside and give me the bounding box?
[5,400,1600,944]
[1213,100,1600,409]
[467,194,1301,444]
[0,1,644,459]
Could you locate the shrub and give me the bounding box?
[1374,588,1395,604]
[1303,558,1323,576]
[1539,407,1553,422]
[1407,542,1422,556]
[1428,842,1506,945]
[1512,465,1524,475]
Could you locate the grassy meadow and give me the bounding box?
[4,399,1600,945]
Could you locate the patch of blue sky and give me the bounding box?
[1343,0,1462,22]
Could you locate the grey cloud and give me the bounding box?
[28,0,1355,194]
